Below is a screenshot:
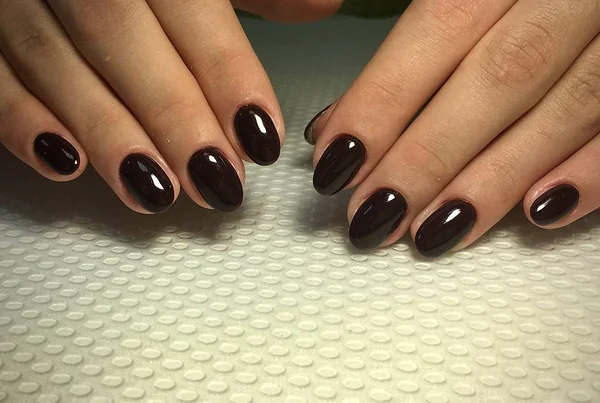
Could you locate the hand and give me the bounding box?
[0,0,339,213]
[306,0,600,256]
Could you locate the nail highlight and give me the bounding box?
[313,135,365,195]
[349,189,408,249]
[530,184,579,226]
[120,154,174,213]
[304,104,332,145]
[415,200,476,258]
[188,148,243,213]
[34,133,80,175]
[234,105,280,166]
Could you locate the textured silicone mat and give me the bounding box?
[1,17,600,403]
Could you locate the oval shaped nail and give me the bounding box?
[349,189,408,249]
[313,134,365,196]
[34,133,80,175]
[530,184,579,226]
[234,105,280,166]
[188,148,243,213]
[120,154,174,213]
[304,104,332,145]
[415,200,476,258]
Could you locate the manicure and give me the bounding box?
[188,148,243,213]
[530,184,579,226]
[304,104,332,145]
[234,105,281,166]
[349,189,408,249]
[313,134,366,195]
[34,133,80,175]
[415,200,476,258]
[120,154,174,213]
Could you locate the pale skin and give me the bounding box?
[0,0,599,256]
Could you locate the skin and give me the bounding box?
[310,0,600,254]
[1,0,599,256]
[0,0,340,214]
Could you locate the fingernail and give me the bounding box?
[349,189,408,249]
[304,104,332,145]
[313,134,365,195]
[34,133,80,175]
[415,200,476,258]
[188,148,243,213]
[234,105,281,166]
[120,154,174,213]
[530,184,579,226]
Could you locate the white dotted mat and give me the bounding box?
[1,17,600,403]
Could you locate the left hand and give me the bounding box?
[307,0,600,256]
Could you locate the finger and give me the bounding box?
[231,0,343,22]
[304,102,335,146]
[0,52,86,180]
[312,0,518,195]
[0,1,178,214]
[146,0,283,166]
[525,134,600,229]
[409,34,600,256]
[347,0,600,249]
[49,0,246,212]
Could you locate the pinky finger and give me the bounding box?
[0,53,86,181]
[525,134,600,229]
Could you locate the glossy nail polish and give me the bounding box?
[304,104,332,145]
[34,133,80,175]
[188,148,243,213]
[313,135,365,195]
[415,200,476,258]
[530,184,579,226]
[349,189,407,249]
[120,154,174,213]
[234,105,280,166]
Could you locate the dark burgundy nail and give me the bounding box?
[530,184,579,226]
[234,105,280,166]
[349,189,407,249]
[120,154,174,213]
[313,135,365,195]
[304,104,332,145]
[415,200,476,258]
[34,133,79,175]
[188,148,243,213]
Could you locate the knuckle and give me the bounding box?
[480,151,523,203]
[418,0,478,39]
[478,20,554,89]
[196,52,246,84]
[147,96,202,129]
[404,134,457,182]
[81,105,124,143]
[359,75,408,113]
[0,94,32,127]
[8,23,55,60]
[562,58,600,113]
[67,0,138,42]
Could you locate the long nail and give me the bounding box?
[188,148,243,213]
[34,133,80,175]
[313,135,365,196]
[530,184,579,226]
[120,154,174,213]
[415,200,476,258]
[304,104,332,145]
[349,189,407,249]
[234,105,280,166]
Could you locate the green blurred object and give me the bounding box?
[339,0,411,18]
[237,0,411,19]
